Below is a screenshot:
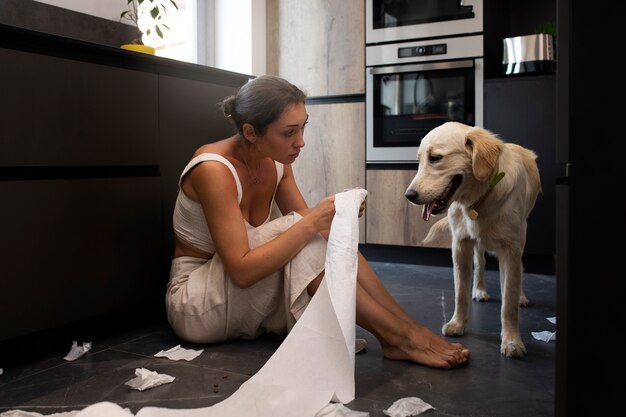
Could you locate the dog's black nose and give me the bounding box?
[405,188,418,203]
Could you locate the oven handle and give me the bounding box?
[368,59,475,75]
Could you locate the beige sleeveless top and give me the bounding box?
[172,153,284,254]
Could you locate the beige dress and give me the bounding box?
[166,153,327,344]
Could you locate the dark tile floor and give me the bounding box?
[0,261,556,417]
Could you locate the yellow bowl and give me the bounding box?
[120,44,156,55]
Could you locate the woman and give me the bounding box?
[166,75,470,369]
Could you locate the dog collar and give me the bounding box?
[468,171,506,220]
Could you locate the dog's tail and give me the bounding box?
[422,216,452,246]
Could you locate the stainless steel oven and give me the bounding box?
[366,35,483,164]
[366,0,483,45]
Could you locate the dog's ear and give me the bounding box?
[465,127,503,182]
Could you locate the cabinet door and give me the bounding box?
[0,178,162,341]
[291,102,366,241]
[484,76,556,256]
[266,0,365,96]
[365,169,451,248]
[0,47,159,166]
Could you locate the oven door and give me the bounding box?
[366,58,483,164]
[366,0,483,44]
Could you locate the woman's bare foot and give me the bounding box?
[380,322,470,369]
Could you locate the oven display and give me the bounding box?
[398,43,447,58]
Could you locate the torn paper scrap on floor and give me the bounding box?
[17,402,135,417]
[314,402,369,417]
[154,345,203,361]
[125,368,175,391]
[383,397,435,417]
[63,341,92,361]
[0,410,81,417]
[547,316,556,324]
[532,331,556,342]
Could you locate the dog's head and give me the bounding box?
[405,121,503,221]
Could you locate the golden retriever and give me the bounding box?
[404,122,541,358]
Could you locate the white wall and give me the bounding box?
[250,0,266,76]
[213,0,265,76]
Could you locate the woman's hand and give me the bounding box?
[309,195,336,233]
[358,196,366,218]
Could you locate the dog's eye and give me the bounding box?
[429,154,442,163]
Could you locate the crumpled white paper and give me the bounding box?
[532,331,556,342]
[314,403,369,417]
[532,316,557,342]
[125,368,175,391]
[383,397,435,417]
[7,403,135,417]
[0,410,81,417]
[63,341,92,361]
[154,345,203,361]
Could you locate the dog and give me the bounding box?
[404,122,541,358]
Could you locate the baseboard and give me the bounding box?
[359,243,556,275]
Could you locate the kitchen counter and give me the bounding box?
[0,23,250,86]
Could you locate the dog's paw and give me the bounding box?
[442,321,465,337]
[473,288,490,302]
[501,340,527,358]
[519,295,529,307]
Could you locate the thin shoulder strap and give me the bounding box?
[179,153,243,203]
[274,161,284,189]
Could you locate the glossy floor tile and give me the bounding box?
[0,261,556,416]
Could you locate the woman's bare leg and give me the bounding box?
[354,252,469,368]
[307,252,470,369]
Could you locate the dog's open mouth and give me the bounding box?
[422,174,462,221]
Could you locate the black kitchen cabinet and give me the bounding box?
[0,24,250,348]
[0,48,159,167]
[0,178,162,340]
[484,75,556,258]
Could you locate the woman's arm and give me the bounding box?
[190,161,334,288]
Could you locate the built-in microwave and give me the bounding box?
[366,35,483,164]
[366,0,483,45]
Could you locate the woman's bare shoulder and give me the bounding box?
[193,137,235,158]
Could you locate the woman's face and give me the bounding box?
[256,102,308,164]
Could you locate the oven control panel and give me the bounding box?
[398,43,447,58]
[366,34,483,66]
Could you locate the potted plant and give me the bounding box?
[119,0,179,55]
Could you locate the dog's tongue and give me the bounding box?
[422,202,434,221]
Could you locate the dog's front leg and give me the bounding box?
[443,238,474,337]
[472,241,490,301]
[498,251,527,358]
